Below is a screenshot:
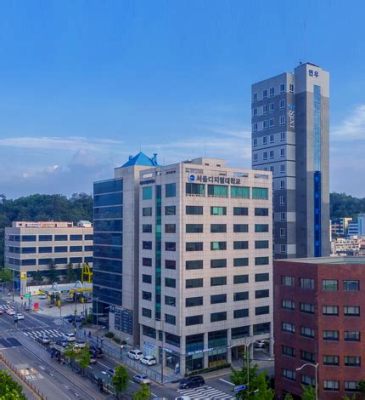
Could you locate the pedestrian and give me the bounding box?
[88,331,91,338]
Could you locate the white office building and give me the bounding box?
[138,157,273,375]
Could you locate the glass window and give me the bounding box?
[94,179,122,194]
[282,322,295,333]
[165,224,176,233]
[255,208,269,216]
[165,242,176,251]
[300,303,314,314]
[300,278,314,289]
[300,326,315,338]
[21,259,36,266]
[255,273,269,282]
[255,289,269,298]
[186,224,203,233]
[253,322,271,335]
[234,275,249,284]
[210,276,227,286]
[234,292,249,301]
[210,294,227,304]
[323,381,339,391]
[142,308,151,318]
[21,247,36,254]
[165,278,176,288]
[210,206,226,216]
[256,306,269,315]
[234,309,249,319]
[39,246,52,253]
[55,246,67,253]
[186,242,203,251]
[323,330,339,341]
[322,279,338,291]
[233,207,248,216]
[210,259,227,268]
[344,331,360,341]
[231,186,250,199]
[252,187,268,200]
[281,276,295,286]
[142,241,152,250]
[255,224,269,233]
[323,355,339,365]
[255,256,269,265]
[344,381,359,392]
[165,205,176,215]
[234,258,249,267]
[186,278,203,288]
[186,205,203,215]
[344,280,360,291]
[69,257,82,264]
[255,240,269,249]
[234,224,248,233]
[186,296,203,307]
[94,192,123,207]
[85,234,93,240]
[142,207,152,216]
[344,306,360,316]
[142,186,153,200]
[21,235,37,242]
[232,326,250,339]
[39,235,52,241]
[211,312,227,322]
[233,241,248,250]
[210,224,226,233]
[186,260,203,270]
[55,235,67,241]
[186,183,205,196]
[186,315,203,326]
[143,224,152,233]
[165,296,176,306]
[142,274,152,284]
[210,241,226,251]
[165,260,176,269]
[208,185,228,198]
[54,257,68,264]
[282,346,295,357]
[165,314,176,325]
[70,234,82,241]
[282,299,295,310]
[165,183,176,198]
[323,305,338,315]
[143,257,152,267]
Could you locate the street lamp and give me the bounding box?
[296,362,319,400]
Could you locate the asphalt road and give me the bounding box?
[0,299,238,400]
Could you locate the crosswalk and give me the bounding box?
[177,385,235,400]
[23,328,64,341]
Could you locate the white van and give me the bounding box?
[127,349,143,360]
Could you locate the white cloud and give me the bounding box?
[332,104,365,140]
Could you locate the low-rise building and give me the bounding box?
[5,221,93,294]
[274,257,365,399]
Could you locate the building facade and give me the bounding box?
[274,257,365,399]
[5,221,93,295]
[138,157,273,375]
[92,152,158,344]
[252,62,330,259]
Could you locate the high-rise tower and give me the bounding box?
[251,62,329,258]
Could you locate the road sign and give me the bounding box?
[24,293,31,299]
[234,385,247,393]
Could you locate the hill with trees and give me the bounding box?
[0,193,92,266]
[330,192,365,220]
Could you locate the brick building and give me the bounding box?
[274,257,365,399]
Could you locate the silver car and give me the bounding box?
[132,374,151,385]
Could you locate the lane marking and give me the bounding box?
[219,378,235,386]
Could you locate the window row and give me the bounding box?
[252,115,286,132]
[8,256,93,266]
[282,276,361,292]
[253,150,286,163]
[252,100,286,117]
[253,84,293,102]
[185,184,269,200]
[8,234,93,242]
[8,245,93,254]
[253,132,286,148]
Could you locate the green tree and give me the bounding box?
[231,356,273,399]
[0,370,26,400]
[132,384,151,400]
[301,385,316,400]
[284,394,294,400]
[66,262,75,282]
[112,365,129,399]
[64,344,90,376]
[358,380,365,395]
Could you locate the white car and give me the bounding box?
[64,333,76,342]
[140,355,157,366]
[132,374,151,385]
[6,309,16,316]
[38,294,47,300]
[127,349,143,360]
[14,313,24,321]
[74,340,86,348]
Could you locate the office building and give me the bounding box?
[138,157,272,375]
[93,152,158,344]
[274,257,365,399]
[5,221,93,295]
[252,62,330,258]
[330,217,352,239]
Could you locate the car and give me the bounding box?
[56,339,68,347]
[14,313,24,321]
[74,340,86,348]
[38,336,51,345]
[106,368,115,376]
[254,340,268,348]
[127,349,143,360]
[140,355,157,366]
[63,333,76,342]
[178,375,205,389]
[6,308,15,316]
[132,374,151,385]
[90,346,103,358]
[38,294,47,300]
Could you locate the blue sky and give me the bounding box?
[1,0,365,197]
